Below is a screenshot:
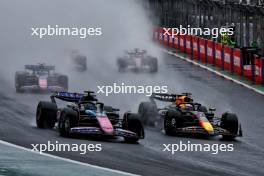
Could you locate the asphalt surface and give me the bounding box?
[0,53,264,176]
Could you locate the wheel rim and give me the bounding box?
[164,118,170,130]
[171,118,176,128]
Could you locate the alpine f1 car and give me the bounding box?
[70,50,87,71]
[137,93,242,140]
[15,64,68,93]
[117,48,158,73]
[36,91,144,143]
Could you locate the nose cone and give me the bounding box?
[199,121,214,134]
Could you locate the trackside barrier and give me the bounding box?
[158,28,164,44]
[180,35,185,53]
[199,38,206,63]
[224,46,232,71]
[156,27,264,85]
[186,35,191,55]
[192,36,199,60]
[233,48,242,75]
[207,40,214,64]
[215,43,222,68]
[253,55,262,84]
[164,33,169,46]
[174,34,180,50]
[169,35,174,47]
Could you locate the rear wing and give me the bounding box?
[51,92,85,103]
[150,93,176,102]
[50,91,98,104]
[25,64,55,71]
[150,93,192,102]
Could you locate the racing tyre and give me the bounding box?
[58,75,68,91]
[149,57,158,73]
[15,72,25,93]
[122,113,144,143]
[117,58,127,72]
[220,112,239,140]
[58,108,78,137]
[36,101,57,129]
[164,110,180,135]
[138,102,158,126]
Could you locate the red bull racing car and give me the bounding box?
[15,64,68,93]
[138,93,242,140]
[36,91,144,143]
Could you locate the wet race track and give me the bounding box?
[0,53,264,176]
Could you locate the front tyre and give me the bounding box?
[138,102,158,126]
[122,113,144,143]
[164,111,180,136]
[36,101,57,129]
[220,112,239,140]
[58,108,78,137]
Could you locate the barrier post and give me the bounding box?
[240,49,244,77]
[251,56,255,84]
[221,45,224,70]
[262,58,264,85]
[178,34,180,51]
[205,40,208,64]
[230,48,234,73]
[212,41,216,66]
[184,35,186,53]
[190,35,193,60]
[197,37,200,61]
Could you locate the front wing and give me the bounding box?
[70,127,142,138]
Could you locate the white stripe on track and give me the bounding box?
[0,140,140,176]
[164,49,264,96]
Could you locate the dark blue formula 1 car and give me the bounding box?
[36,91,144,143]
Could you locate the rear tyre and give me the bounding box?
[58,75,68,91]
[117,58,127,72]
[15,72,25,93]
[164,111,180,135]
[122,113,144,143]
[36,101,57,129]
[58,108,78,137]
[220,112,239,140]
[149,57,158,73]
[138,102,158,126]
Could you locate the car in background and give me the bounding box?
[70,50,87,71]
[15,63,68,93]
[117,48,158,73]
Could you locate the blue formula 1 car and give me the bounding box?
[36,91,144,143]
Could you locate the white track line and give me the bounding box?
[0,140,140,176]
[163,49,264,96]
